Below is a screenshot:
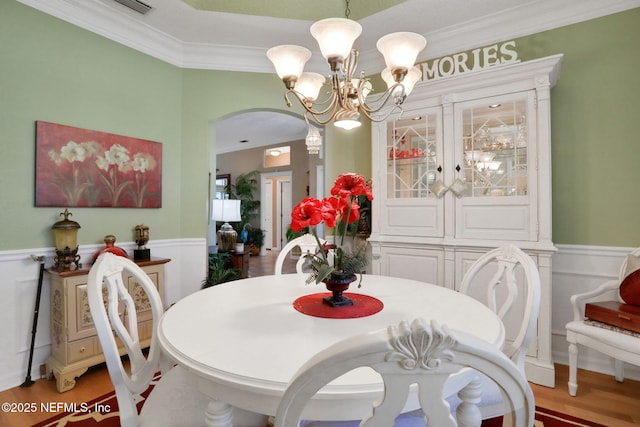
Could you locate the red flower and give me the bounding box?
[320,197,339,228]
[343,201,360,224]
[330,173,374,201]
[289,173,372,282]
[290,198,323,232]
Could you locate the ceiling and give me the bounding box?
[215,111,310,155]
[18,0,639,153]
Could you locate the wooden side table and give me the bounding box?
[229,251,250,278]
[46,257,170,392]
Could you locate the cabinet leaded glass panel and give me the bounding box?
[461,98,528,197]
[386,112,439,199]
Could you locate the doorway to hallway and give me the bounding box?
[260,171,292,250]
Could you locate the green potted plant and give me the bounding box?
[226,170,264,254]
[226,170,261,226]
[245,226,265,256]
[201,252,241,289]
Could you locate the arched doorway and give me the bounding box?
[209,110,324,251]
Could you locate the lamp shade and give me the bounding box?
[211,199,241,223]
[334,108,361,130]
[382,66,422,96]
[376,32,427,71]
[295,72,326,101]
[305,125,322,154]
[310,18,362,61]
[266,45,312,80]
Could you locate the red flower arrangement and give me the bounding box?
[290,173,373,284]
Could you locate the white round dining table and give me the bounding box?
[157,273,504,427]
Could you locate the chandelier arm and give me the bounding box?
[359,103,404,123]
[332,73,351,110]
[284,92,294,108]
[347,49,359,80]
[305,112,339,126]
[286,89,342,123]
[359,84,405,115]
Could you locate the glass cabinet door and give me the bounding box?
[459,94,531,198]
[386,109,441,199]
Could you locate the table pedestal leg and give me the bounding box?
[456,375,482,427]
[205,400,233,427]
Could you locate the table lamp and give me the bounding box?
[51,208,81,270]
[212,198,241,252]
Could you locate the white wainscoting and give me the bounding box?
[0,238,207,392]
[552,244,640,383]
[1,241,638,392]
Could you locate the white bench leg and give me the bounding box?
[568,342,578,396]
[614,359,625,383]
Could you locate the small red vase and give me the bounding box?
[92,235,129,264]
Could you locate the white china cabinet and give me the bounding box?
[370,54,563,387]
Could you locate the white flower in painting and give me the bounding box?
[59,141,87,163]
[95,155,110,172]
[132,153,156,173]
[104,144,131,169]
[80,141,103,157]
[47,140,91,205]
[48,149,63,166]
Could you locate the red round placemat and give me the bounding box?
[293,293,384,319]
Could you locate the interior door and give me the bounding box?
[261,172,292,250]
[261,178,273,249]
[277,178,292,249]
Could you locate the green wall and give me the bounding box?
[179,69,296,239]
[0,1,183,251]
[515,9,640,245]
[1,1,638,250]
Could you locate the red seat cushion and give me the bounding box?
[620,268,640,305]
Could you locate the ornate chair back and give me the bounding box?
[275,233,328,274]
[274,318,535,427]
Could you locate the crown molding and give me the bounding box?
[17,0,185,66]
[358,0,640,74]
[17,0,640,74]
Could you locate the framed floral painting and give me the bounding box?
[35,121,162,208]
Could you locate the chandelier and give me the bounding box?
[266,1,426,130]
[305,125,322,154]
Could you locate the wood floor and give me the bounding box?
[1,248,638,427]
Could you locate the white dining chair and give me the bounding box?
[87,253,268,427]
[275,233,327,274]
[274,318,535,427]
[452,245,541,422]
[459,245,541,373]
[565,248,640,396]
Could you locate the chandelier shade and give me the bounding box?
[267,3,426,129]
[334,109,362,130]
[305,125,322,154]
[296,72,326,101]
[382,66,422,96]
[266,45,312,82]
[310,18,362,64]
[376,32,427,71]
